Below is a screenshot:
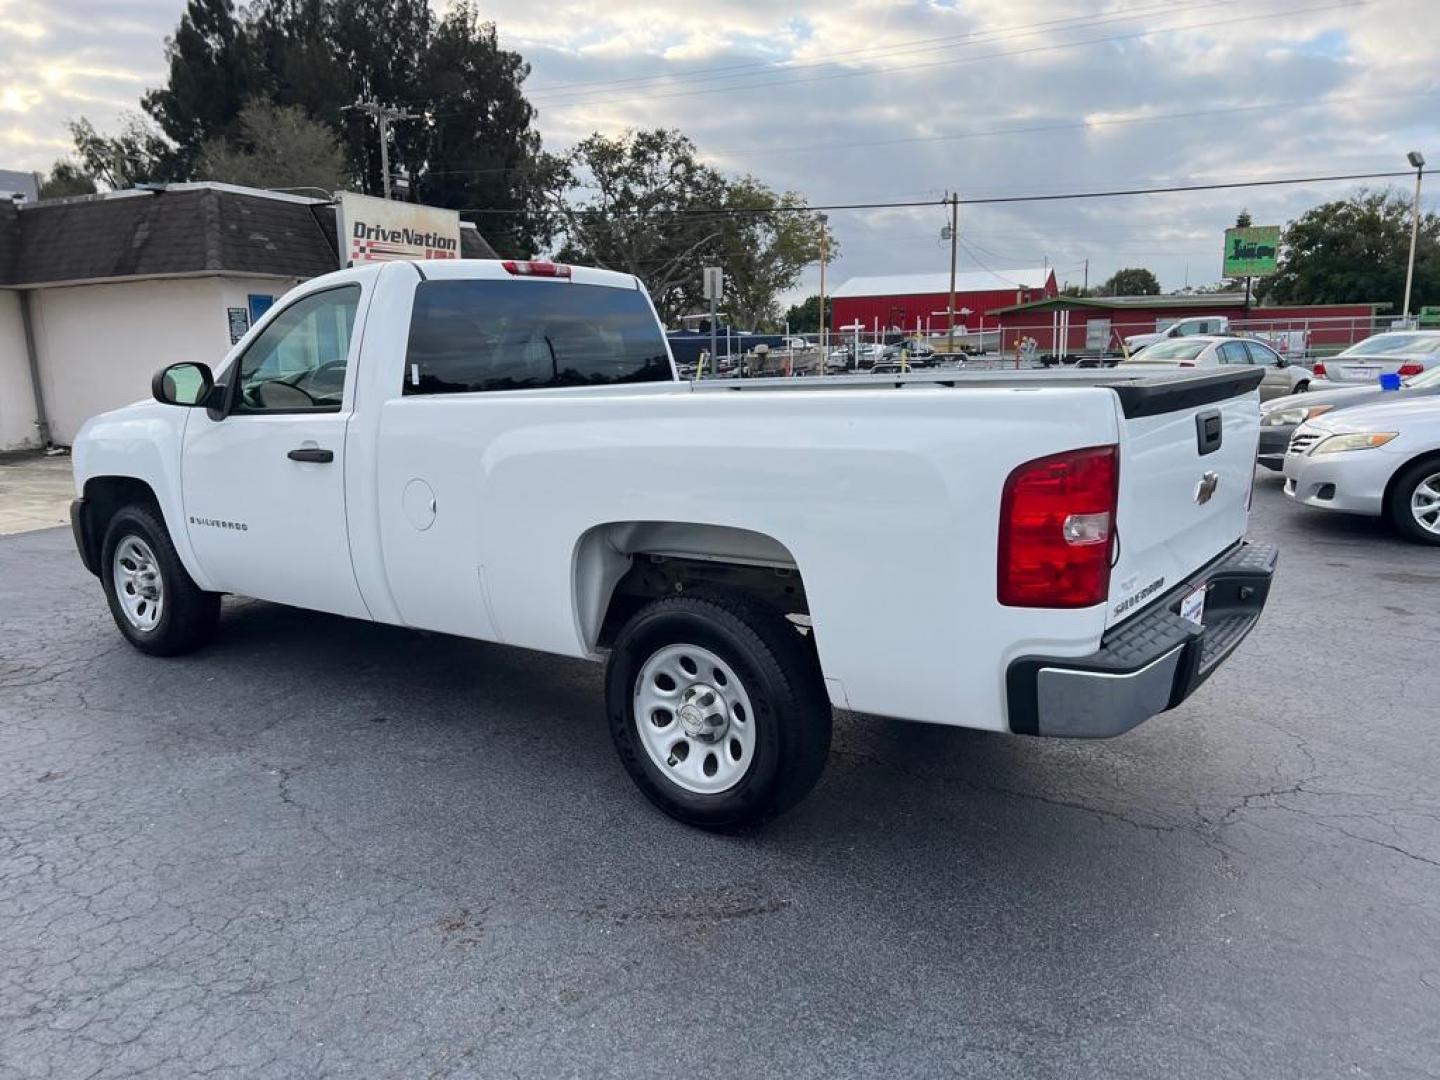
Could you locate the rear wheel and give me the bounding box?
[605,594,831,830]
[101,505,221,655]
[1294,380,1310,393]
[1387,459,1440,546]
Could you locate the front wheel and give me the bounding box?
[605,594,832,830]
[1387,459,1440,546]
[101,505,221,655]
[1294,380,1310,393]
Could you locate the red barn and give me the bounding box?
[830,267,1056,335]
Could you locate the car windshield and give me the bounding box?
[1131,339,1208,360]
[1340,334,1440,357]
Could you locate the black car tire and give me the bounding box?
[606,593,832,830]
[100,504,222,655]
[1386,457,1440,546]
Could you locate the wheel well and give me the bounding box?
[77,476,162,575]
[574,522,809,651]
[1383,450,1440,511]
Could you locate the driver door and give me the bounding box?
[181,284,370,619]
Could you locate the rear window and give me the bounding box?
[1134,340,1208,360]
[404,279,673,395]
[1341,334,1440,357]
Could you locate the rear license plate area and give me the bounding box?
[1180,584,1207,626]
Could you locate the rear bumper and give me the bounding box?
[1006,541,1277,738]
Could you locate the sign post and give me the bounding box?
[703,266,724,379]
[336,192,461,269]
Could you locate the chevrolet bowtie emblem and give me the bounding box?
[1195,471,1220,505]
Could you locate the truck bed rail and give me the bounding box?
[689,367,1266,419]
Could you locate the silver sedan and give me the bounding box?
[1122,336,1314,401]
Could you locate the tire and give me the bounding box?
[1294,380,1310,393]
[1386,458,1440,546]
[100,504,221,655]
[605,594,832,830]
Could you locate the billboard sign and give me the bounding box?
[1223,225,1281,278]
[336,192,461,268]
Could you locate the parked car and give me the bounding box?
[1257,363,1440,469]
[1126,318,1308,358]
[70,258,1276,829]
[881,339,937,364]
[1118,336,1314,401]
[1311,330,1440,384]
[1124,316,1231,352]
[1284,395,1440,545]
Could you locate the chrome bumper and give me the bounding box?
[1006,541,1278,738]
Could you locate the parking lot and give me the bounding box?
[1,471,1437,1079]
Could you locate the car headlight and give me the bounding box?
[1263,404,1334,426]
[1311,432,1398,454]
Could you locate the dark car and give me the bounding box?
[1257,364,1440,469]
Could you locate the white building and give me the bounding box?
[0,183,495,449]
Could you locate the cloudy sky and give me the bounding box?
[2,0,1437,299]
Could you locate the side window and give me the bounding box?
[404,279,672,395]
[1244,341,1278,365]
[1218,341,1251,365]
[234,286,361,413]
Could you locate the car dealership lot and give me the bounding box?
[1,474,1437,1080]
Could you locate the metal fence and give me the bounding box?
[679,312,1414,379]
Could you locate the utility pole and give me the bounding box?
[349,101,419,200]
[1082,258,1089,294]
[817,213,829,352]
[1403,150,1426,322]
[946,192,958,357]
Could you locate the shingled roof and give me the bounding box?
[1,183,497,288]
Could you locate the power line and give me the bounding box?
[525,1,1362,109]
[418,91,1432,178]
[456,168,1416,216]
[373,0,1213,111]
[708,91,1434,158]
[524,0,1222,102]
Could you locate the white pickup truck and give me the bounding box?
[70,259,1277,829]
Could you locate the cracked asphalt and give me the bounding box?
[2,470,1438,1079]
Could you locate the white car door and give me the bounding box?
[180,284,370,619]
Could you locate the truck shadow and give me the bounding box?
[199,598,1226,927]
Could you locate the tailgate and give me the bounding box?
[1106,369,1262,628]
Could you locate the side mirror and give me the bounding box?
[152,362,214,407]
[1276,357,1288,368]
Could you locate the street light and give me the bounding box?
[1403,150,1425,322]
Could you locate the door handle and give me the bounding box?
[287,447,334,463]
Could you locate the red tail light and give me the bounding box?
[1397,363,1424,378]
[1312,361,1327,377]
[998,445,1119,608]
[502,260,571,278]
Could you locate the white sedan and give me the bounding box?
[1312,330,1440,385]
[1121,335,1314,401]
[1283,395,1440,545]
